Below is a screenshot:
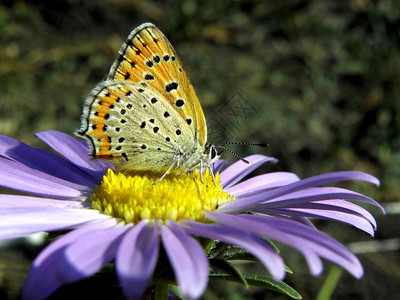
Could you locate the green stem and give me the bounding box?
[316,265,343,300]
[154,280,169,300]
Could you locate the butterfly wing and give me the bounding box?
[107,23,207,147]
[77,80,195,171]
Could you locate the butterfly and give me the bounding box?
[76,23,220,183]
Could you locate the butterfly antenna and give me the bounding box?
[220,142,269,148]
[214,145,250,164]
[215,142,269,164]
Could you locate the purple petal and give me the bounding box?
[0,207,109,241]
[22,219,118,300]
[161,221,209,299]
[0,158,89,199]
[251,187,381,234]
[35,131,109,176]
[219,155,278,188]
[57,224,131,282]
[268,198,377,228]
[217,193,271,213]
[116,221,159,300]
[0,195,83,209]
[225,172,300,197]
[183,220,286,281]
[0,135,99,186]
[302,251,324,275]
[219,171,380,213]
[275,215,317,228]
[213,159,231,173]
[261,187,384,212]
[257,205,375,236]
[316,200,377,227]
[206,212,363,278]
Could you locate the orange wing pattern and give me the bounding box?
[108,23,207,146]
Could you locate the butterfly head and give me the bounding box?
[204,144,222,165]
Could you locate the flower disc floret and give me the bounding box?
[90,168,234,224]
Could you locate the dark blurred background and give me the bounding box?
[0,0,399,299]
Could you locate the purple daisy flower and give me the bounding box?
[0,130,383,300]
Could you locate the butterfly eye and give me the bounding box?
[210,146,218,160]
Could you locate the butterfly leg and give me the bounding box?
[200,162,216,186]
[199,160,204,183]
[153,160,178,185]
[208,164,217,186]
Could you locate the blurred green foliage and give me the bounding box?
[0,0,399,299]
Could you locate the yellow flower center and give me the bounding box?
[90,168,234,224]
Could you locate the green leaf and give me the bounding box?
[206,239,281,262]
[154,281,169,300]
[203,238,216,254]
[224,248,258,261]
[209,258,248,288]
[210,274,302,299]
[244,274,301,298]
[285,265,294,274]
[168,284,183,299]
[263,238,280,253]
[217,252,294,276]
[208,241,247,259]
[206,240,229,258]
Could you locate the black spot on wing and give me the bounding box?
[165,82,178,93]
[175,99,185,107]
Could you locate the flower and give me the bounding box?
[0,130,383,300]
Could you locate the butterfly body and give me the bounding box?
[77,23,219,177]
